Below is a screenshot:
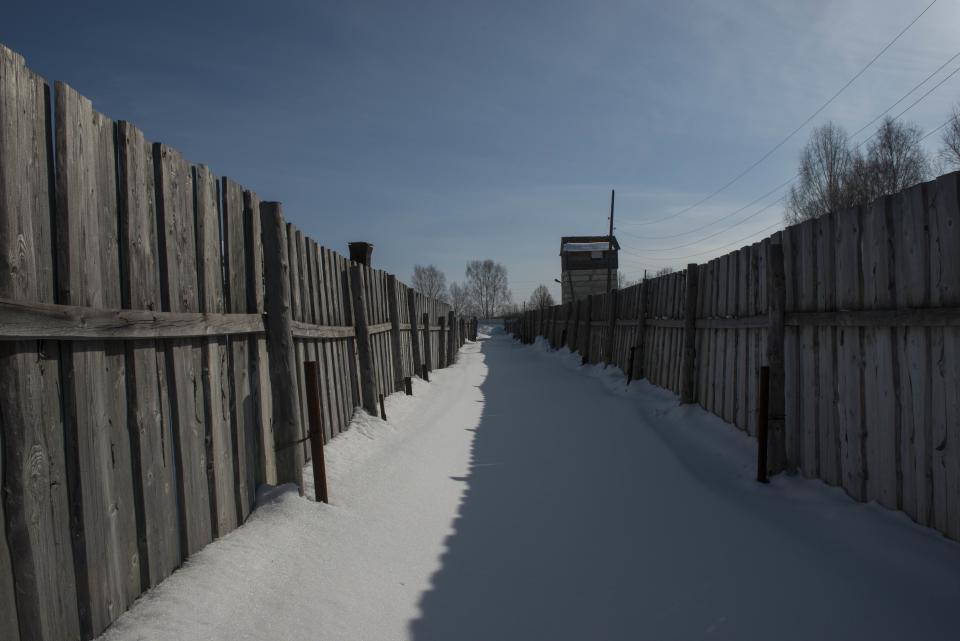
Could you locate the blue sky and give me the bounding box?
[4,0,959,303]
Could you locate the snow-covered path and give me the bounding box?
[100,326,960,641]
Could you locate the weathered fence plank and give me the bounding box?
[155,142,214,560]
[350,265,379,416]
[117,120,181,590]
[56,81,140,637]
[0,44,80,641]
[244,190,276,486]
[260,203,304,487]
[222,177,256,522]
[195,164,237,537]
[835,205,867,501]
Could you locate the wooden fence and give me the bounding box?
[0,43,469,641]
[508,171,960,545]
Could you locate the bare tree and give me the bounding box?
[465,259,512,318]
[859,116,929,200]
[786,122,857,224]
[411,264,448,302]
[941,104,960,170]
[617,272,637,289]
[528,284,555,310]
[448,281,472,317]
[655,266,674,277]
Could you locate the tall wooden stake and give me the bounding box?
[303,361,328,503]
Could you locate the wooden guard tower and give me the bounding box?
[559,235,620,304]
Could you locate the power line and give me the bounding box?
[619,52,960,257]
[615,175,796,242]
[617,0,939,229]
[617,46,960,244]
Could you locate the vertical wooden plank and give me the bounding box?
[930,172,960,540]
[766,236,787,474]
[894,180,933,524]
[55,81,140,637]
[782,225,800,468]
[746,244,760,436]
[221,177,255,521]
[700,262,714,410]
[243,190,276,486]
[799,220,819,478]
[0,44,79,641]
[323,248,348,435]
[681,264,698,403]
[194,165,237,536]
[388,275,405,389]
[862,195,899,510]
[286,226,308,460]
[438,314,447,367]
[736,248,749,430]
[350,266,380,415]
[260,203,304,487]
[724,254,738,420]
[305,241,334,445]
[715,256,728,417]
[447,310,458,366]
[407,290,422,375]
[422,310,434,375]
[317,247,340,439]
[835,205,867,501]
[154,142,213,558]
[117,121,181,589]
[815,214,841,486]
[340,253,362,414]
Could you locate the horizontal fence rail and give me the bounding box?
[0,42,475,641]
[507,170,960,546]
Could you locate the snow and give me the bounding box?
[561,241,611,252]
[97,325,960,641]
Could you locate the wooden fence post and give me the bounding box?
[407,290,422,377]
[349,265,379,416]
[387,275,404,391]
[422,312,433,375]
[606,289,618,365]
[681,263,699,404]
[303,361,328,503]
[260,201,304,488]
[437,315,447,366]
[766,240,787,473]
[447,311,457,364]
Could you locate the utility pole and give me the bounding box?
[606,189,615,293]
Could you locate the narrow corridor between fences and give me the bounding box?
[99,326,960,641]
